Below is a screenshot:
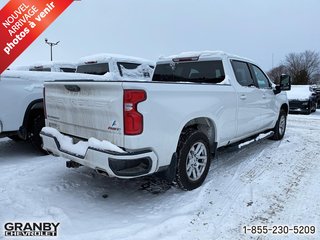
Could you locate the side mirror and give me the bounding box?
[273,74,291,94]
[280,74,291,91]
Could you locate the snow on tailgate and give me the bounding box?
[42,127,125,155]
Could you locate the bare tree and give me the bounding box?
[267,64,287,84]
[311,73,320,84]
[285,50,320,85]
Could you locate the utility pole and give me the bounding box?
[45,38,60,61]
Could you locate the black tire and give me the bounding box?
[270,109,287,140]
[311,102,317,113]
[306,106,312,115]
[175,129,211,191]
[8,135,22,141]
[30,114,47,154]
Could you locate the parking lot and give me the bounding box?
[1,111,319,240]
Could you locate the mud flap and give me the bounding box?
[156,153,177,183]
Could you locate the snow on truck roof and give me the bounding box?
[11,61,76,70]
[78,53,154,65]
[158,51,254,63]
[0,70,105,82]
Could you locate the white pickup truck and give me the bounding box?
[41,51,291,190]
[0,70,101,151]
[75,53,154,79]
[0,55,153,152]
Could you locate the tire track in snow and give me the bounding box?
[186,115,320,239]
[229,124,320,238]
[185,140,283,239]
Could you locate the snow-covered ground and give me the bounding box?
[1,111,319,240]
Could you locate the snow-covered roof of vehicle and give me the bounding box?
[11,61,76,70]
[78,53,154,66]
[287,85,314,100]
[158,51,254,63]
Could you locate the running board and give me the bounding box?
[238,131,274,149]
[222,131,274,151]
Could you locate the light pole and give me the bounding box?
[45,38,60,61]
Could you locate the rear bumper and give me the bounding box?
[40,131,158,178]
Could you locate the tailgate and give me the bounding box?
[44,81,124,147]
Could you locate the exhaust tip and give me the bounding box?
[95,168,109,177]
[66,161,82,168]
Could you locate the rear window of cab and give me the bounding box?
[152,60,225,84]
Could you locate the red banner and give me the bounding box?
[0,0,73,74]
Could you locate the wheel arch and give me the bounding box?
[179,117,217,154]
[20,99,44,139]
[280,103,289,115]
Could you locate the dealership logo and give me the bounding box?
[4,222,60,237]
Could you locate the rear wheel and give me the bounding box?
[270,109,287,140]
[306,104,312,115]
[29,114,47,154]
[8,135,21,141]
[175,130,211,190]
[311,102,317,113]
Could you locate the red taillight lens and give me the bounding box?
[124,90,146,135]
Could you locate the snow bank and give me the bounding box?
[287,85,313,100]
[42,127,125,156]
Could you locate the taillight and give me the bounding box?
[123,90,146,135]
[43,87,47,119]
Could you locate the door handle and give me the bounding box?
[240,95,247,100]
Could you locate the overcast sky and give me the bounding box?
[1,0,319,71]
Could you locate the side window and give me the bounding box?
[29,67,51,72]
[117,62,140,77]
[251,65,271,89]
[231,60,254,87]
[60,67,76,73]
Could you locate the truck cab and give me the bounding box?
[11,61,77,73]
[76,53,154,80]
